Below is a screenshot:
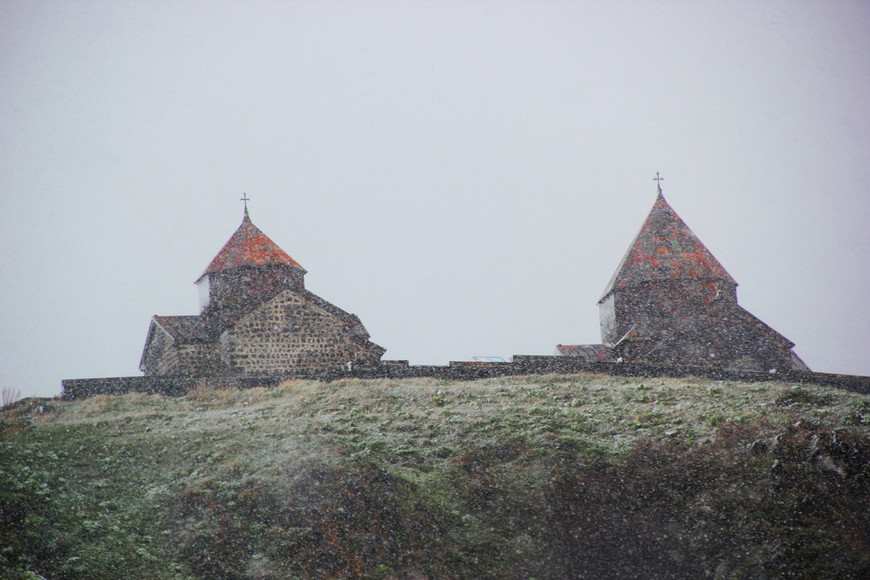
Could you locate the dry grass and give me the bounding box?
[35,373,870,449]
[1,386,21,408]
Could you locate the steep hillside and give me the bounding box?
[2,373,869,579]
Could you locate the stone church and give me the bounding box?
[557,181,809,373]
[139,208,385,377]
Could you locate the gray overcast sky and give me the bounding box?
[2,1,869,398]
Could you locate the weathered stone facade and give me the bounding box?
[218,289,384,375]
[559,187,809,373]
[139,210,385,377]
[140,316,219,376]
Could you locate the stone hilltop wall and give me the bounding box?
[61,356,870,400]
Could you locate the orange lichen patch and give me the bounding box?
[199,212,305,280]
[656,247,669,255]
[627,251,652,266]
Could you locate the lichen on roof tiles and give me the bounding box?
[198,211,305,281]
[600,192,736,301]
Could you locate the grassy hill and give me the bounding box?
[2,373,869,579]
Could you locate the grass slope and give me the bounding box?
[2,373,869,579]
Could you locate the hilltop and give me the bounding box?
[3,373,869,579]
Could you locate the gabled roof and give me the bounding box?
[139,315,211,371]
[198,210,305,282]
[600,191,736,302]
[152,315,209,343]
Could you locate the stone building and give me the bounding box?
[139,209,385,377]
[558,183,809,373]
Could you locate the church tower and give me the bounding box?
[597,176,808,372]
[195,207,307,330]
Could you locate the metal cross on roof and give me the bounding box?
[241,193,250,215]
[653,171,664,194]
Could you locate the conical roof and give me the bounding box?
[599,191,736,301]
[197,210,305,281]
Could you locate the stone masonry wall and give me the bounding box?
[219,289,377,375]
[203,265,303,327]
[140,329,181,376]
[600,280,738,345]
[141,331,221,377]
[62,357,870,400]
[599,280,796,371]
[176,343,224,376]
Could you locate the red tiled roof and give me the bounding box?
[198,211,305,281]
[600,192,736,301]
